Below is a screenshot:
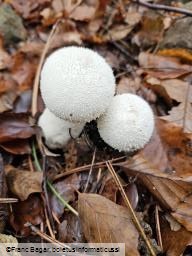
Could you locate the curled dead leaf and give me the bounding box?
[5,168,43,201]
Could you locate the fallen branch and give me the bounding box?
[134,0,192,17]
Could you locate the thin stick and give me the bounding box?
[155,206,163,251]
[31,20,61,117]
[45,208,55,239]
[28,223,70,248]
[47,180,79,217]
[52,156,126,181]
[106,161,156,256]
[0,198,18,203]
[134,0,192,17]
[52,211,61,225]
[84,148,96,192]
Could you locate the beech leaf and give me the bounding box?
[78,193,139,256]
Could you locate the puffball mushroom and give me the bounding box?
[40,46,116,123]
[97,94,154,152]
[38,108,84,149]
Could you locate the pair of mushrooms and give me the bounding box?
[38,46,154,152]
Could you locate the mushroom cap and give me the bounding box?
[40,46,115,122]
[97,94,154,152]
[38,108,84,149]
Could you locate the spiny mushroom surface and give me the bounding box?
[40,46,115,123]
[97,94,154,152]
[38,108,84,149]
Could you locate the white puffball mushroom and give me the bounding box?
[40,46,116,123]
[38,108,84,149]
[97,94,154,152]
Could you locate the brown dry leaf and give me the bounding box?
[161,102,192,133]
[120,119,192,231]
[78,193,139,256]
[0,113,35,143]
[10,194,44,236]
[0,139,31,154]
[0,73,18,113]
[139,174,192,231]
[146,78,192,132]
[8,0,50,21]
[134,11,164,48]
[67,0,99,21]
[50,173,80,217]
[125,12,142,26]
[11,52,37,91]
[138,52,192,79]
[120,119,192,182]
[19,41,44,56]
[147,78,191,103]
[50,20,82,48]
[5,167,43,201]
[161,216,192,256]
[0,47,11,70]
[106,25,133,41]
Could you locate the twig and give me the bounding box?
[42,153,56,236]
[0,198,18,203]
[106,161,156,256]
[27,222,70,248]
[133,0,192,17]
[47,180,79,217]
[44,207,55,239]
[155,206,163,251]
[84,148,96,192]
[52,156,126,181]
[31,20,61,117]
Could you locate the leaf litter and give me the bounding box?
[1,0,192,255]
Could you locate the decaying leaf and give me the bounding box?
[78,193,139,256]
[5,167,43,201]
[134,11,164,49]
[50,174,80,217]
[120,119,192,182]
[0,113,35,143]
[11,52,37,91]
[139,52,192,79]
[106,25,134,41]
[120,119,192,231]
[161,217,192,256]
[10,194,44,236]
[67,0,99,21]
[1,139,32,155]
[161,102,192,133]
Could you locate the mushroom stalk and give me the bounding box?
[38,108,84,149]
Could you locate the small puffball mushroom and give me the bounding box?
[38,108,84,149]
[40,46,115,122]
[97,94,154,152]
